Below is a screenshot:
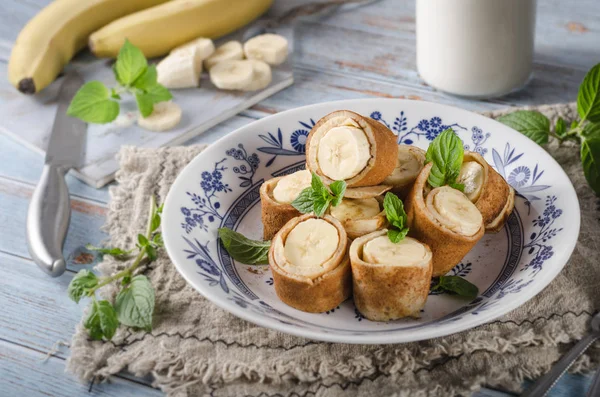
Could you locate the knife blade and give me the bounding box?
[26,73,87,277]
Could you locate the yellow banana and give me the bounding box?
[8,0,169,94]
[89,0,273,59]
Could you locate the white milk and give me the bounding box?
[416,0,537,98]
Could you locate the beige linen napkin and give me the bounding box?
[67,103,600,396]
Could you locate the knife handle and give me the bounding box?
[26,163,71,277]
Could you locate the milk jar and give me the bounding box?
[416,0,537,98]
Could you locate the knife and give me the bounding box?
[26,73,86,277]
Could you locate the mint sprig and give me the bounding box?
[497,62,600,195]
[219,227,271,265]
[67,40,173,123]
[425,128,465,190]
[431,276,479,299]
[67,196,163,340]
[291,172,347,217]
[383,192,409,243]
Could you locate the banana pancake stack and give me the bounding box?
[243,110,515,321]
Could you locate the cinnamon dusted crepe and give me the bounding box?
[457,151,515,232]
[268,214,352,313]
[350,230,433,321]
[405,163,485,276]
[306,110,398,187]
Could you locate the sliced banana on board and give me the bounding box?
[209,60,254,90]
[241,60,272,91]
[272,169,311,204]
[330,197,380,222]
[283,218,339,275]
[204,41,244,70]
[171,37,215,60]
[457,161,485,202]
[430,186,483,236]
[157,46,201,89]
[244,33,289,65]
[317,125,371,180]
[137,101,182,132]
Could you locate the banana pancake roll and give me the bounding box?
[457,151,515,232]
[260,169,311,240]
[329,194,388,240]
[350,229,433,321]
[405,163,485,276]
[306,110,398,187]
[383,145,427,199]
[268,214,352,313]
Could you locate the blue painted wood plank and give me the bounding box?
[0,339,163,397]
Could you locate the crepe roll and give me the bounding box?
[383,145,427,199]
[350,230,433,321]
[330,196,387,239]
[405,163,484,276]
[306,110,398,187]
[456,151,515,233]
[260,170,311,240]
[268,214,352,313]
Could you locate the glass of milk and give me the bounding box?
[416,0,537,98]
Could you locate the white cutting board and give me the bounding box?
[0,28,294,188]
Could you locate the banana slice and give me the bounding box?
[317,123,371,180]
[330,197,380,222]
[243,33,289,65]
[429,186,482,236]
[362,235,430,267]
[209,60,254,90]
[272,170,311,204]
[241,60,272,91]
[384,146,426,187]
[283,218,339,275]
[157,47,201,89]
[137,101,182,132]
[171,37,215,60]
[204,41,244,70]
[457,161,485,202]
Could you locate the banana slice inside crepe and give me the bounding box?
[457,161,485,202]
[282,218,340,276]
[384,146,425,186]
[272,170,312,204]
[362,235,430,267]
[317,120,371,180]
[330,197,380,222]
[429,186,483,236]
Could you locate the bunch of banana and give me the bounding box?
[89,0,273,59]
[8,0,169,94]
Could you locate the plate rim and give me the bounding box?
[163,98,581,344]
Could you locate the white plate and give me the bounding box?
[162,99,580,344]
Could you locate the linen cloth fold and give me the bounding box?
[67,102,600,396]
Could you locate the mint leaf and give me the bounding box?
[449,182,465,192]
[312,197,331,217]
[329,180,347,207]
[115,275,155,331]
[291,187,314,214]
[219,227,271,265]
[133,65,158,89]
[497,110,550,145]
[135,84,172,117]
[114,39,147,86]
[434,276,479,299]
[68,270,98,303]
[577,63,600,123]
[555,117,567,137]
[581,125,600,195]
[67,81,119,123]
[425,128,464,188]
[383,192,409,243]
[85,244,132,260]
[310,172,326,192]
[85,299,119,340]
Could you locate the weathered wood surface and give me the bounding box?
[1,0,598,395]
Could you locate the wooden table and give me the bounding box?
[0,0,597,395]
